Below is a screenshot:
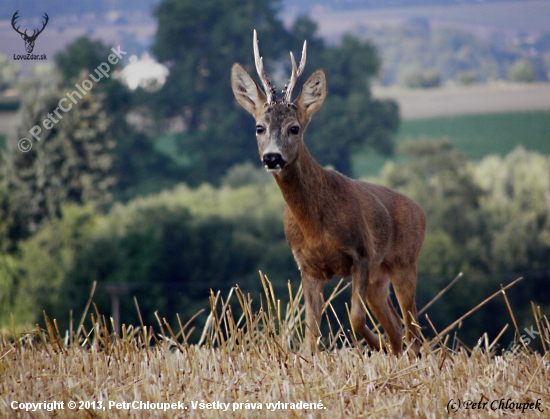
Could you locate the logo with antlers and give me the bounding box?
[12,10,49,54]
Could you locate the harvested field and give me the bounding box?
[1,275,549,418]
[372,83,550,121]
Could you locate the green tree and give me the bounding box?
[306,34,399,173]
[472,147,550,273]
[0,190,29,253]
[380,138,484,250]
[376,140,550,347]
[55,36,184,201]
[150,0,291,185]
[507,58,536,83]
[150,0,398,184]
[221,161,272,188]
[0,168,20,328]
[0,53,21,93]
[0,252,18,329]
[2,81,115,236]
[55,38,116,83]
[400,69,441,88]
[41,183,294,335]
[9,205,99,327]
[378,141,550,279]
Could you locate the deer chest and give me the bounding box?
[287,227,356,280]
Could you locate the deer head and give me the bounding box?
[231,30,327,174]
[12,11,49,54]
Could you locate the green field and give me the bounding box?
[353,110,550,177]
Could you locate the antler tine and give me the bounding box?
[283,40,307,104]
[35,13,49,37]
[253,29,276,105]
[11,10,24,35]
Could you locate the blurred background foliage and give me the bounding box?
[3,139,549,345]
[144,0,398,184]
[357,14,549,87]
[0,0,549,349]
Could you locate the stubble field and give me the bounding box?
[1,275,549,418]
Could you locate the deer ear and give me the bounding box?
[231,63,266,117]
[296,70,327,121]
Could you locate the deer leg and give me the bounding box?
[387,294,402,328]
[350,261,382,350]
[391,267,421,355]
[366,274,403,355]
[301,272,325,353]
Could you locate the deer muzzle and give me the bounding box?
[263,153,286,173]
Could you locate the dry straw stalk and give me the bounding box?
[1,273,549,418]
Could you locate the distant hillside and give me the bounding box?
[304,0,550,85]
[283,0,531,13]
[0,0,530,19]
[307,1,550,38]
[0,1,160,18]
[1,0,548,84]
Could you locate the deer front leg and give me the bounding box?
[301,272,325,353]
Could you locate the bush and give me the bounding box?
[0,97,20,112]
[0,52,20,93]
[12,183,296,338]
[221,162,272,188]
[507,59,536,83]
[0,253,18,329]
[1,205,99,328]
[456,70,478,85]
[401,69,441,88]
[376,140,550,344]
[56,198,295,337]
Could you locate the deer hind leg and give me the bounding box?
[387,294,402,327]
[301,272,325,354]
[349,261,383,350]
[391,267,421,355]
[366,273,403,355]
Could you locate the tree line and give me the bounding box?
[365,19,550,86]
[2,139,549,347]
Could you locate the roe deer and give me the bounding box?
[231,30,426,355]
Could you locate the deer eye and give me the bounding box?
[289,126,300,135]
[256,125,265,134]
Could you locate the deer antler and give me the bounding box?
[11,11,25,37]
[283,40,307,104]
[32,13,49,39]
[253,30,276,105]
[11,11,49,40]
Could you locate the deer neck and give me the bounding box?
[274,143,329,232]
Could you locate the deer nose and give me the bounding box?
[263,153,286,170]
